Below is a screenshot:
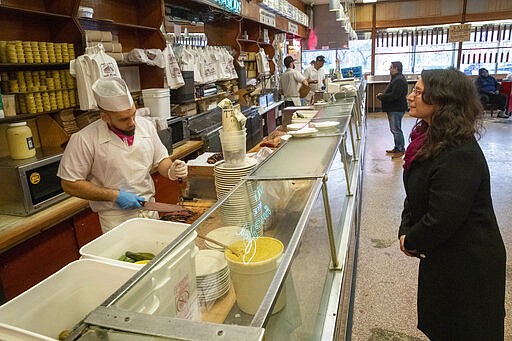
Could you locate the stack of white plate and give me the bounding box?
[214,157,258,198]
[310,121,340,130]
[214,158,263,228]
[195,249,231,304]
[205,226,243,250]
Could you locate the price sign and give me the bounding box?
[448,24,471,43]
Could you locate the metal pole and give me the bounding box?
[321,176,341,270]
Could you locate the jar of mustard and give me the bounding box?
[6,122,36,159]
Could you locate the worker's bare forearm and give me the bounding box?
[61,179,118,202]
[157,157,173,178]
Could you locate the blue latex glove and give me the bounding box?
[115,190,144,209]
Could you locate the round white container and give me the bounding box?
[6,122,36,160]
[225,237,286,315]
[142,88,171,119]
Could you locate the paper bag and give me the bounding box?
[299,84,310,98]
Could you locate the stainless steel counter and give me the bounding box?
[67,85,367,341]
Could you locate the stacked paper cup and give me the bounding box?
[219,128,247,166]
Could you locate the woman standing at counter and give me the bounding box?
[58,77,188,233]
[398,68,506,340]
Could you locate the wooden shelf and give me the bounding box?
[4,87,76,95]
[0,5,70,19]
[0,63,70,71]
[195,91,227,102]
[237,38,258,44]
[170,140,204,161]
[79,17,160,32]
[0,108,77,124]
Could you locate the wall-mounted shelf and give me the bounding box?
[0,108,77,124]
[0,5,70,18]
[195,91,227,102]
[0,63,70,71]
[79,17,161,32]
[236,39,258,44]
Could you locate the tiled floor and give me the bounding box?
[350,113,512,341]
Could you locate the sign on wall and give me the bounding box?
[260,9,276,27]
[288,22,298,35]
[448,24,471,43]
[205,0,241,14]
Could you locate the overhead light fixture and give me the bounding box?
[362,0,377,3]
[329,0,340,11]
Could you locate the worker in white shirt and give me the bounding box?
[304,60,315,74]
[58,77,188,233]
[303,55,326,103]
[279,56,309,107]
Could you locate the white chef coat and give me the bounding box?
[70,47,121,110]
[58,116,168,232]
[280,68,306,106]
[303,66,326,101]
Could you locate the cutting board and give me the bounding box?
[200,285,236,324]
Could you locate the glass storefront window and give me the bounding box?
[301,49,338,75]
[372,21,512,75]
[461,21,512,75]
[303,21,512,77]
[374,44,413,75]
[414,43,458,71]
[374,25,455,75]
[344,35,372,74]
[302,32,372,78]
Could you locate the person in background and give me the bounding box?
[377,61,408,158]
[399,68,506,340]
[279,55,309,107]
[303,55,326,103]
[300,60,316,105]
[304,60,315,74]
[474,67,508,118]
[58,77,188,233]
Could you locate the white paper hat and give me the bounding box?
[92,77,134,111]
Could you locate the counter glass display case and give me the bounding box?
[68,85,366,341]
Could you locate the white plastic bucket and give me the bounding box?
[142,88,171,118]
[225,237,286,315]
[0,259,137,340]
[79,218,199,320]
[79,218,193,269]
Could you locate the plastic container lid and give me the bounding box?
[8,122,27,127]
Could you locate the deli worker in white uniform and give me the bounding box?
[58,77,188,233]
[303,55,326,103]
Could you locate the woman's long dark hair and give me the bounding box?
[416,67,483,160]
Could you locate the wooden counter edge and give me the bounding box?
[170,140,203,161]
[0,197,89,253]
[0,140,204,253]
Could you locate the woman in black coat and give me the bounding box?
[398,68,506,340]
